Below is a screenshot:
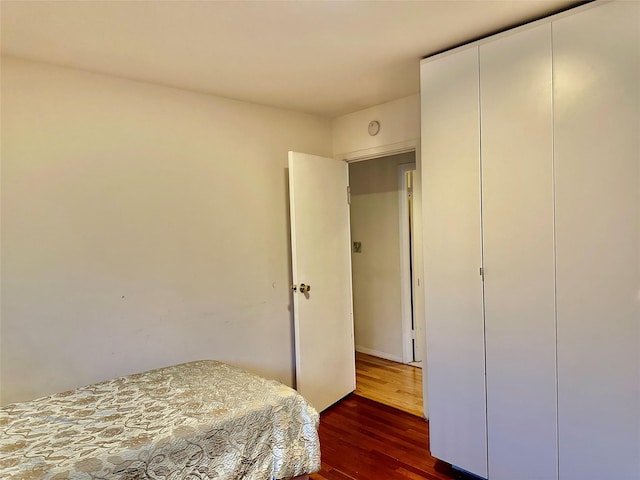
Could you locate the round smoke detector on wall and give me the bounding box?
[368,120,380,136]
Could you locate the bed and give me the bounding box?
[0,360,320,480]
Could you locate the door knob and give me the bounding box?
[299,283,311,294]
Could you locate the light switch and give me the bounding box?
[353,241,362,253]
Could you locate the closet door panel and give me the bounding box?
[553,2,640,479]
[480,24,557,480]
[421,48,487,479]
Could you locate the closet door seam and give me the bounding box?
[476,45,490,480]
[550,21,560,480]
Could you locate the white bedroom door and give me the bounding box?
[288,151,355,413]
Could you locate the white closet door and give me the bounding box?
[421,48,487,479]
[553,2,640,479]
[480,24,557,480]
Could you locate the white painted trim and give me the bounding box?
[338,139,418,163]
[398,163,416,364]
[355,346,404,364]
[345,164,357,391]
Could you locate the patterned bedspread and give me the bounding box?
[0,361,320,480]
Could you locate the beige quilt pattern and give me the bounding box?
[0,361,320,480]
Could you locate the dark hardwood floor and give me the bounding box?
[311,394,470,480]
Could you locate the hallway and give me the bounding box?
[354,352,423,417]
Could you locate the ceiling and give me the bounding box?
[1,1,581,117]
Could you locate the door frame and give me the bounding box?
[398,162,417,365]
[339,139,429,419]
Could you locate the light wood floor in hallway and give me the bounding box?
[354,352,423,417]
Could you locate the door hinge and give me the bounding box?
[480,267,484,281]
[347,185,351,205]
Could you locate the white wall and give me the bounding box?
[0,56,333,405]
[332,94,420,158]
[349,152,415,362]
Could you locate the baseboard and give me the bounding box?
[355,346,403,363]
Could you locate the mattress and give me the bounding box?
[0,360,320,480]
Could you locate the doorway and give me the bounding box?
[348,151,424,416]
